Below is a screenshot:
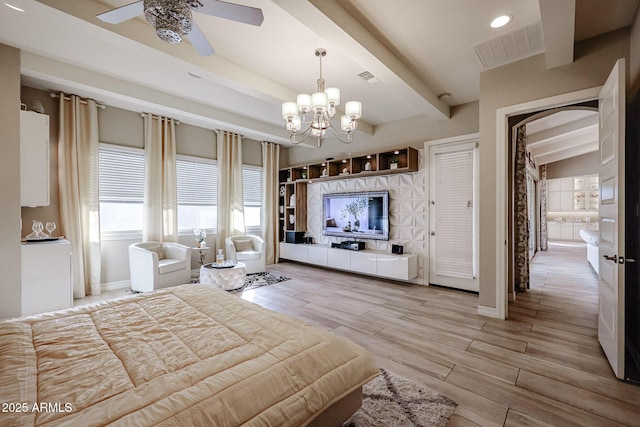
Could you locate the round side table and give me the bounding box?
[200,262,246,291]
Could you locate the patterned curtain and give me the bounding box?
[539,164,548,251]
[514,125,530,291]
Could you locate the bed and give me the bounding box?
[0,284,379,426]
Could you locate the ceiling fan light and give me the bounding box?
[144,0,192,43]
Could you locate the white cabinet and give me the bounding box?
[548,191,573,212]
[307,245,328,266]
[280,243,418,281]
[548,223,573,240]
[547,175,599,213]
[350,251,377,275]
[20,111,50,207]
[377,253,418,281]
[21,240,72,315]
[327,248,351,270]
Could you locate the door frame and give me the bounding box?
[495,87,601,319]
[424,132,479,287]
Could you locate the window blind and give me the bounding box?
[242,166,263,207]
[99,145,144,203]
[176,157,217,206]
[434,148,474,279]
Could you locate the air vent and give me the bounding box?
[473,23,544,70]
[358,71,379,84]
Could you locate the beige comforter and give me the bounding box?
[0,284,379,426]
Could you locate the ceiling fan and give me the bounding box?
[96,0,264,56]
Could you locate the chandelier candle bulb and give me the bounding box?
[297,94,311,113]
[282,102,298,120]
[311,92,328,112]
[345,101,362,119]
[341,115,353,132]
[326,87,340,105]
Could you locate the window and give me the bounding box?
[99,144,145,233]
[98,145,262,235]
[176,155,217,231]
[243,165,263,231]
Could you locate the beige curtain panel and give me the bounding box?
[261,141,280,264]
[58,93,101,298]
[216,130,245,251]
[143,113,178,242]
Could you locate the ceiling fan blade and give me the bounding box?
[186,21,215,56]
[97,1,144,24]
[195,0,264,26]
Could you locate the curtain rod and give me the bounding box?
[49,92,106,109]
[141,112,181,125]
[215,129,244,139]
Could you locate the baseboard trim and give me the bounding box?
[477,305,500,318]
[101,280,130,292]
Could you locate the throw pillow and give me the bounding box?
[234,239,254,252]
[149,244,165,260]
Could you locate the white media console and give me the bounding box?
[279,243,417,281]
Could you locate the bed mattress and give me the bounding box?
[0,284,379,426]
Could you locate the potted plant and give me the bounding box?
[390,156,399,169]
[340,197,368,231]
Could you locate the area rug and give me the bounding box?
[342,369,456,427]
[227,272,291,293]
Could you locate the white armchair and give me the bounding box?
[128,242,192,292]
[225,235,266,274]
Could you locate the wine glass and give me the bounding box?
[32,220,44,238]
[45,222,56,237]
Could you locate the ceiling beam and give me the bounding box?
[536,141,598,164]
[526,114,598,147]
[272,0,450,121]
[539,0,576,68]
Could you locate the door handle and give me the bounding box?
[603,254,617,262]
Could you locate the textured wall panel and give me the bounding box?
[306,150,425,281]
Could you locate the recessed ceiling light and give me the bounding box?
[4,2,25,11]
[490,14,512,29]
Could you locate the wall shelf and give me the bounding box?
[280,147,418,184]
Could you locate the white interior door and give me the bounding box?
[598,58,626,379]
[429,141,478,291]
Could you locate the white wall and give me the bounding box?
[0,44,23,319]
[546,151,599,179]
[479,28,631,309]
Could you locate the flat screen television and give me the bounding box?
[322,191,389,241]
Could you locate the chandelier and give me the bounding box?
[144,0,195,44]
[281,48,362,147]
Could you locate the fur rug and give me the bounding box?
[227,272,290,293]
[342,369,456,427]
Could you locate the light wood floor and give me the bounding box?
[242,243,640,427]
[78,244,640,426]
